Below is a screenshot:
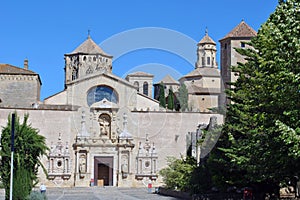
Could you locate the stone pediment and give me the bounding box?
[90,98,118,109]
[68,72,137,90]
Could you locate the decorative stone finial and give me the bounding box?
[123,113,128,131]
[119,112,132,139]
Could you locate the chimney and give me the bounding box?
[24,59,28,70]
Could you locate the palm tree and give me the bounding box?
[0,113,48,200]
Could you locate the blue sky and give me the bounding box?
[0,1,278,100]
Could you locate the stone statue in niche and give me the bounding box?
[79,154,86,173]
[98,114,111,136]
[121,154,129,179]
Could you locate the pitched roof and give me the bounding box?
[187,84,220,94]
[181,68,220,78]
[220,20,257,41]
[126,71,154,77]
[156,75,179,85]
[198,33,216,45]
[0,63,42,85]
[69,36,112,57]
[0,63,37,75]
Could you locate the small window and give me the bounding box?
[57,160,62,167]
[224,43,227,49]
[207,57,211,65]
[241,42,245,48]
[143,82,149,96]
[201,57,205,66]
[72,67,78,80]
[134,81,139,92]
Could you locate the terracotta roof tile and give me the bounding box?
[69,36,112,57]
[198,34,216,45]
[126,71,154,77]
[221,20,257,40]
[0,64,37,75]
[156,75,179,85]
[182,68,220,78]
[187,84,220,94]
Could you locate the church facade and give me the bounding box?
[0,21,255,188]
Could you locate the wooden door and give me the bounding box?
[98,163,109,186]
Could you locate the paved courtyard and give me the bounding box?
[0,187,180,200]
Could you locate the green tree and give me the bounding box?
[210,0,300,197]
[167,88,174,110]
[177,83,188,111]
[158,83,166,108]
[0,113,48,200]
[160,156,196,192]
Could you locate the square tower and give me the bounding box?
[219,20,257,106]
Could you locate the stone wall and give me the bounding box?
[0,107,223,187]
[0,74,40,108]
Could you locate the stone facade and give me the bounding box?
[0,108,223,188]
[179,32,221,112]
[126,71,154,98]
[0,21,256,188]
[0,62,41,108]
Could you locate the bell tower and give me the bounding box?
[64,35,113,88]
[195,29,217,69]
[219,20,257,106]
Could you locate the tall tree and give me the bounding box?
[0,113,48,200]
[177,83,188,111]
[210,0,300,197]
[167,88,175,110]
[158,83,166,108]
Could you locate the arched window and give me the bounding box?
[143,82,148,96]
[72,67,78,80]
[207,57,211,65]
[87,85,118,106]
[134,81,139,92]
[201,57,205,66]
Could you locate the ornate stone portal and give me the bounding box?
[48,133,72,180]
[73,102,136,186]
[135,134,158,180]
